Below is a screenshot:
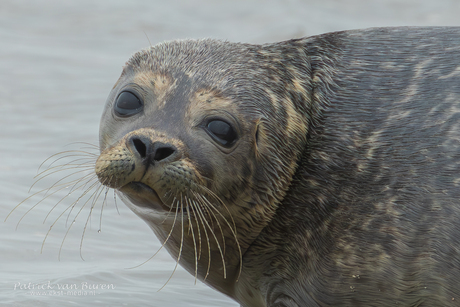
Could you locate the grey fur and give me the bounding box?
[98,27,460,307]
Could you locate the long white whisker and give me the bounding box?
[64,180,101,227]
[194,190,242,281]
[35,160,94,180]
[37,150,97,174]
[34,157,95,179]
[192,197,227,279]
[8,177,94,229]
[43,175,97,223]
[57,180,103,260]
[33,166,94,196]
[192,198,212,280]
[99,187,111,231]
[127,197,180,270]
[195,193,226,256]
[158,194,183,291]
[199,185,238,235]
[184,196,198,284]
[78,184,107,260]
[161,195,176,224]
[188,198,202,261]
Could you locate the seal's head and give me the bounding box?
[95,39,312,298]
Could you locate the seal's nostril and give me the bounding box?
[129,135,178,163]
[132,138,147,159]
[153,146,175,162]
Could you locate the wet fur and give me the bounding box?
[100,27,460,307]
[243,27,460,306]
[12,27,460,307]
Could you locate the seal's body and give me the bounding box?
[96,27,460,306]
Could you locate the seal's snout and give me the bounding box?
[96,127,186,191]
[127,135,179,165]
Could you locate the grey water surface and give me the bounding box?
[2,0,460,306]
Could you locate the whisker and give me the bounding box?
[35,156,95,178]
[192,197,227,279]
[161,195,176,225]
[32,161,94,193]
[34,167,94,197]
[187,198,202,261]
[34,158,94,180]
[158,194,185,291]
[37,150,97,174]
[64,180,101,227]
[8,177,92,229]
[4,143,105,264]
[63,141,99,147]
[6,182,65,223]
[195,193,226,256]
[41,203,75,255]
[113,191,120,215]
[199,185,238,235]
[56,180,105,260]
[67,173,99,195]
[194,190,242,281]
[79,184,108,260]
[38,180,102,257]
[191,198,212,280]
[126,197,181,270]
[39,178,97,255]
[64,141,100,151]
[184,196,198,284]
[99,187,112,231]
[43,175,97,223]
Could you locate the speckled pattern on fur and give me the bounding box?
[96,27,460,307]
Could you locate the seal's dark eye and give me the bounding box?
[206,120,237,147]
[114,91,143,117]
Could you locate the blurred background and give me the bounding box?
[1,0,460,306]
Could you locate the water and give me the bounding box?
[1,0,460,306]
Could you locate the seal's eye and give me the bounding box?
[114,91,143,117]
[206,120,237,147]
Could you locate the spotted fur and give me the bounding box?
[97,27,460,307]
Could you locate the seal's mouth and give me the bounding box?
[119,181,170,212]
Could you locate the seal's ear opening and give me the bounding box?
[255,124,260,145]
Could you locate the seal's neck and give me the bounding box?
[234,38,345,305]
[234,154,339,305]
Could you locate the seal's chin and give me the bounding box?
[119,182,170,212]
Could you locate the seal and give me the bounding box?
[95,27,460,306]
